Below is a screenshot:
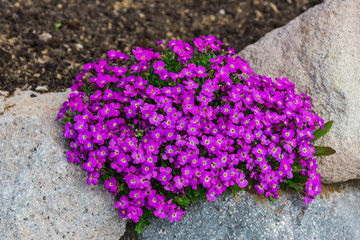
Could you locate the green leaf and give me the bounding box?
[284,179,302,191]
[98,178,104,184]
[230,185,241,196]
[175,197,191,207]
[107,168,115,177]
[134,214,151,234]
[191,196,200,203]
[98,174,111,184]
[231,189,237,196]
[193,189,201,197]
[314,146,336,156]
[231,185,241,192]
[292,174,308,184]
[114,193,121,201]
[141,208,151,219]
[63,116,70,123]
[290,185,302,191]
[269,196,278,203]
[135,222,146,235]
[54,23,62,29]
[311,121,333,143]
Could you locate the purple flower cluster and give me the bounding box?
[58,35,324,224]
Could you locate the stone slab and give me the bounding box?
[0,90,126,239]
[238,0,360,183]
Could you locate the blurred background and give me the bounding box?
[0,0,322,95]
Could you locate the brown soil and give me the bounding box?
[0,0,323,96]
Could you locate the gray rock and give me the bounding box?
[238,0,360,183]
[0,90,126,239]
[141,181,360,240]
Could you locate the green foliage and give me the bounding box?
[54,23,62,30]
[230,185,242,196]
[311,121,333,143]
[292,173,308,184]
[284,179,303,191]
[174,196,191,207]
[314,146,336,156]
[98,174,111,184]
[134,217,151,235]
[310,121,336,157]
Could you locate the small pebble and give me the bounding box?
[0,90,9,97]
[35,86,48,92]
[67,20,80,29]
[39,33,52,42]
[74,43,83,50]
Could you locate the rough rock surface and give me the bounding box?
[238,0,360,183]
[141,181,360,240]
[0,90,126,239]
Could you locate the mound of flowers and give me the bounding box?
[57,36,334,233]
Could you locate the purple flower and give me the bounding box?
[66,150,80,163]
[153,61,165,74]
[149,112,164,126]
[125,174,140,189]
[236,172,248,188]
[255,183,268,195]
[154,204,168,219]
[307,158,318,171]
[252,144,266,156]
[185,136,198,149]
[299,144,312,158]
[87,171,100,185]
[127,206,143,222]
[165,145,177,156]
[220,169,231,182]
[83,159,97,172]
[174,176,188,189]
[200,157,211,170]
[227,47,235,55]
[201,171,212,188]
[162,116,176,129]
[113,66,127,76]
[151,128,163,142]
[181,165,194,179]
[239,62,252,75]
[160,69,170,81]
[168,209,183,222]
[115,196,130,210]
[282,128,295,140]
[196,66,208,78]
[193,37,207,51]
[104,177,118,193]
[206,188,217,201]
[164,129,176,141]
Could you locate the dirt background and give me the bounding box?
[0,0,323,95]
